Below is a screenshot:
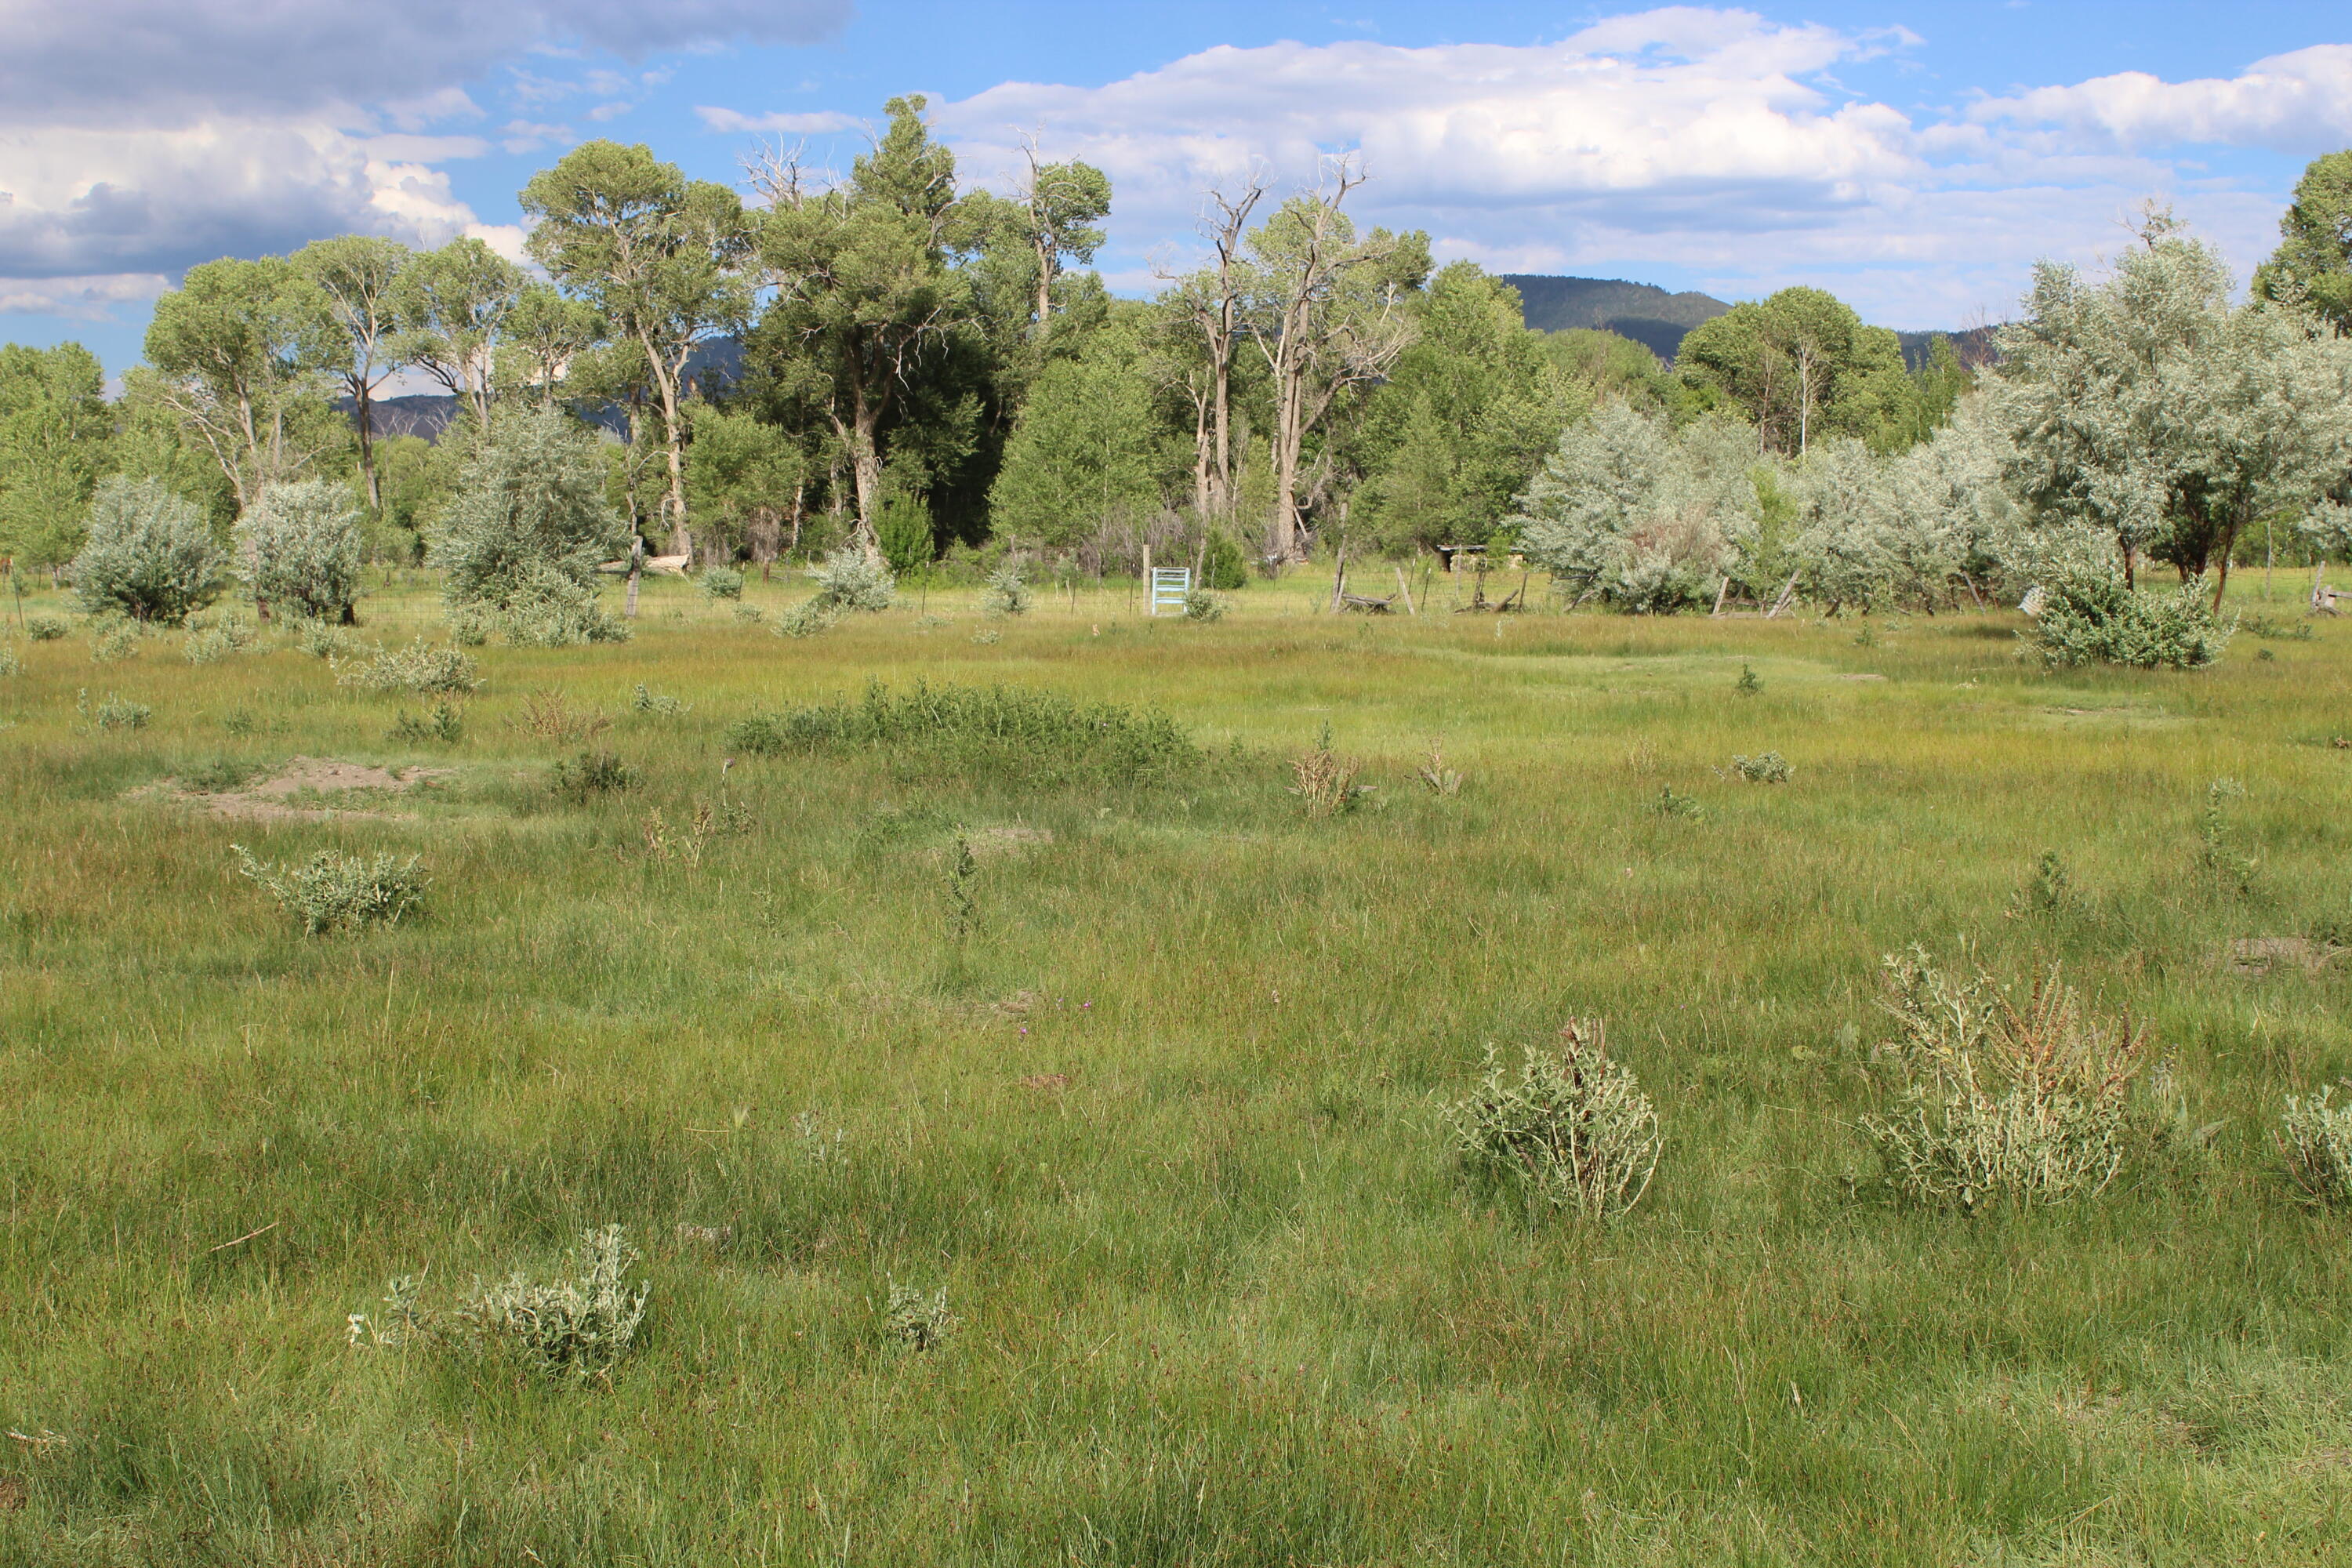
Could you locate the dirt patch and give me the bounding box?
[157,756,454,822]
[2224,937,2346,976]
[1838,673,1889,682]
[0,1476,24,1512]
[1018,1073,1073,1093]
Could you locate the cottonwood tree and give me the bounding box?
[988,306,1180,548]
[1242,165,1430,562]
[499,285,606,409]
[749,98,974,559]
[1677,288,1906,456]
[1156,173,1267,527]
[1995,220,2352,604]
[295,235,408,514]
[0,343,112,571]
[393,237,524,433]
[143,256,343,516]
[521,141,753,558]
[2256,149,2352,332]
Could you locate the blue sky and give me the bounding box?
[3,2,2349,372]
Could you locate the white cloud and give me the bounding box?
[902,13,2331,328]
[1970,45,2352,154]
[696,107,861,136]
[0,0,849,324]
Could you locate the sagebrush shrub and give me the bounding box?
[336,638,482,696]
[84,690,150,731]
[772,597,841,638]
[25,614,67,641]
[727,678,1196,787]
[804,548,895,613]
[885,1281,956,1351]
[630,684,687,716]
[1181,587,1225,622]
[431,406,630,638]
[1651,784,1704,819]
[2031,567,2234,670]
[294,618,366,659]
[238,480,364,622]
[234,844,426,935]
[69,476,225,624]
[983,564,1030,617]
[699,566,745,601]
[1443,1021,1661,1222]
[1858,947,2148,1210]
[1730,751,1792,783]
[2279,1087,2352,1204]
[90,621,140,663]
[454,1225,649,1380]
[182,612,259,665]
[0,644,20,678]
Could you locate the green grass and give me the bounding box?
[4,572,2352,1565]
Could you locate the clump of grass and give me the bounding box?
[727,679,1197,787]
[336,638,482,696]
[0,644,20,678]
[884,1280,956,1351]
[1735,663,1761,695]
[2279,1087,2352,1204]
[233,844,426,935]
[2242,615,2314,641]
[176,756,259,793]
[1730,750,1792,783]
[180,610,260,665]
[24,613,67,641]
[630,684,688,716]
[552,747,636,797]
[1443,1020,1661,1223]
[1291,723,1364,818]
[293,618,365,659]
[1858,948,2148,1210]
[388,702,464,743]
[731,602,764,625]
[2197,778,2257,895]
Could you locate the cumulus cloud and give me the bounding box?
[879,13,2332,328]
[1970,45,2352,154]
[0,0,851,323]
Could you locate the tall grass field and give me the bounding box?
[3,570,2350,1565]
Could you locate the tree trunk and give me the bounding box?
[354,379,379,514]
[625,535,643,619]
[850,407,884,562]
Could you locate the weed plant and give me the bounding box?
[232,845,426,934]
[2278,1086,2352,1203]
[23,612,67,640]
[388,702,465,743]
[1443,1021,1661,1222]
[337,637,482,695]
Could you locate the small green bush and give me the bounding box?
[630,684,687,716]
[69,475,226,623]
[91,621,140,663]
[85,691,150,731]
[25,614,67,641]
[811,548,895,613]
[876,494,934,575]
[337,638,482,696]
[182,612,259,664]
[552,748,636,797]
[238,479,364,622]
[726,678,1196,787]
[233,845,426,935]
[389,702,464,743]
[0,644,20,678]
[452,1225,649,1380]
[699,566,745,601]
[1181,587,1225,622]
[983,564,1030,617]
[1730,751,1792,783]
[2280,1087,2352,1204]
[2031,568,2234,670]
[294,618,366,659]
[1443,1021,1662,1222]
[1202,530,1248,591]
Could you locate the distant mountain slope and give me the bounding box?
[1499,274,1731,360]
[1501,273,1998,368]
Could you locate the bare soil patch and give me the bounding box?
[2223,937,2346,976]
[154,756,454,822]
[967,825,1054,858]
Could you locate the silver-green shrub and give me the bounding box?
[885,1280,956,1350]
[983,564,1030,617]
[1730,750,1792,783]
[699,566,745,601]
[1859,947,2147,1209]
[772,597,842,639]
[24,614,67,641]
[233,844,426,934]
[293,618,365,659]
[1443,1021,1661,1221]
[336,637,481,696]
[238,480,365,622]
[2029,566,2234,670]
[453,1225,649,1379]
[1182,587,1225,622]
[808,547,895,613]
[2279,1087,2352,1204]
[181,610,260,664]
[0,644,20,678]
[430,406,631,645]
[90,619,140,663]
[69,476,227,624]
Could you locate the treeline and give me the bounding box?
[0,96,1973,582]
[2,110,2348,595]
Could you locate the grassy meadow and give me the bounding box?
[3,566,2351,1565]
